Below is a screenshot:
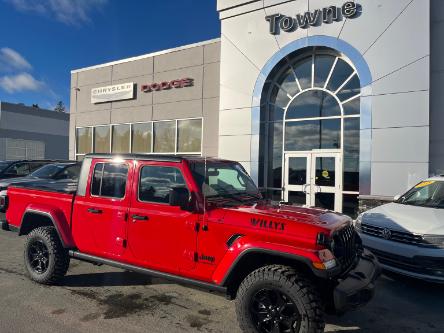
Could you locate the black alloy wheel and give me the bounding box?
[27,239,50,274]
[24,226,70,284]
[250,288,301,333]
[235,265,325,333]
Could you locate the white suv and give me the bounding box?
[355,177,444,283]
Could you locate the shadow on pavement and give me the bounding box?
[61,271,153,287]
[326,272,444,333]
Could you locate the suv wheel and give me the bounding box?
[235,265,324,333]
[24,226,70,284]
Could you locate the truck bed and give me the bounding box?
[5,181,77,241]
[10,180,78,194]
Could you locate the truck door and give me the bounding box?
[72,159,133,258]
[127,161,197,274]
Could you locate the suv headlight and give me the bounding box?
[353,213,363,230]
[423,235,444,248]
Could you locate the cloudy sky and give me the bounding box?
[0,0,220,111]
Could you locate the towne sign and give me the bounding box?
[266,1,360,35]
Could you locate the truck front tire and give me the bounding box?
[235,265,325,333]
[24,226,70,285]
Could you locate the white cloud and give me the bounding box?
[0,47,32,71]
[5,0,108,26]
[0,73,44,93]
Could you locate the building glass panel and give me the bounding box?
[94,126,110,153]
[132,123,152,153]
[76,127,92,155]
[153,121,175,153]
[112,124,130,153]
[177,119,202,153]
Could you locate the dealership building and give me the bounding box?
[0,101,69,160]
[70,0,441,216]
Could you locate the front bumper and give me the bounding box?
[333,249,381,313]
[359,232,444,283]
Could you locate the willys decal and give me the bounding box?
[251,218,285,231]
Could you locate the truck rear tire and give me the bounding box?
[24,226,70,285]
[235,265,325,333]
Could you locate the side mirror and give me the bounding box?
[169,187,191,211]
[393,194,401,201]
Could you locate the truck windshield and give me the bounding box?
[398,180,444,208]
[190,161,260,199]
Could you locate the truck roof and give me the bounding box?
[85,153,232,163]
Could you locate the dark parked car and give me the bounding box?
[0,162,80,195]
[0,160,70,180]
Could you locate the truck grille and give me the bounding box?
[359,223,426,247]
[332,224,360,270]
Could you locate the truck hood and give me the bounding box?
[362,202,444,235]
[210,202,351,236]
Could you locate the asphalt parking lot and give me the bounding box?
[0,230,442,333]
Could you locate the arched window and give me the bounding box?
[259,47,360,216]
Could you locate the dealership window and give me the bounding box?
[132,123,152,153]
[94,126,111,153]
[76,118,202,158]
[153,121,176,153]
[76,127,92,159]
[112,124,130,153]
[177,119,202,153]
[259,47,361,216]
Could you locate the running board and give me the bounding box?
[68,250,227,294]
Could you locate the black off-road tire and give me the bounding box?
[235,265,325,333]
[24,226,70,285]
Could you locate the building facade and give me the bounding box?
[69,39,220,162]
[70,0,443,216]
[0,102,69,160]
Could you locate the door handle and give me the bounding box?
[87,208,102,214]
[132,215,149,221]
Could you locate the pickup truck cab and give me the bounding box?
[1,154,379,333]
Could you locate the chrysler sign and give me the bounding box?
[91,82,134,104]
[266,2,360,35]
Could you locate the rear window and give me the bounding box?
[91,162,128,199]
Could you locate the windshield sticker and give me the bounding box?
[251,218,285,231]
[415,181,435,188]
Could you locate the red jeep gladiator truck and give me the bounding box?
[1,154,379,333]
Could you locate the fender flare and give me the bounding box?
[20,207,75,248]
[212,236,327,286]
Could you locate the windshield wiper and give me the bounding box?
[214,192,261,204]
[205,195,243,207]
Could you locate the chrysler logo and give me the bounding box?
[381,228,392,240]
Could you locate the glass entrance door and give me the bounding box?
[284,152,343,212]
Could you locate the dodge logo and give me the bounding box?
[381,228,392,240]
